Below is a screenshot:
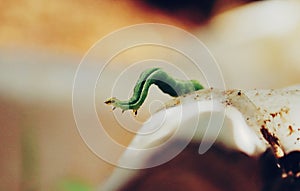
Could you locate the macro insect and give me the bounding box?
[104,68,203,115]
[104,68,300,191]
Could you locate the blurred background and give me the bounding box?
[1,0,300,191]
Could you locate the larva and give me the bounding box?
[104,68,203,115]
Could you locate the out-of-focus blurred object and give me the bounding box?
[140,0,262,24]
[196,0,300,88]
[106,142,262,191]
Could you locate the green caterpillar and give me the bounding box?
[104,68,204,115]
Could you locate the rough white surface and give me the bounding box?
[101,86,300,191]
